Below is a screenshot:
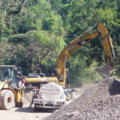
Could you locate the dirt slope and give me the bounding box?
[44,77,120,120]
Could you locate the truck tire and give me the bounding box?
[0,90,15,110]
[15,102,23,107]
[34,104,39,111]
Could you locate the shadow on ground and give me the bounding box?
[15,107,56,113]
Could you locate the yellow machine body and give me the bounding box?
[56,22,116,87]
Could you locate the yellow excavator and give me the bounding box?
[25,22,116,110]
[25,22,116,87]
[56,22,116,87]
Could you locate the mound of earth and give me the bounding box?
[44,77,120,120]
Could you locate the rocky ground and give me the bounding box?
[1,77,120,120]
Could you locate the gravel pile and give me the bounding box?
[44,77,120,120]
[78,95,120,120]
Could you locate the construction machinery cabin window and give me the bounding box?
[0,67,16,84]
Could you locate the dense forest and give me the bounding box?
[0,0,120,84]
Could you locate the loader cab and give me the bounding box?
[0,65,23,89]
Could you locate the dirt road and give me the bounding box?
[0,102,53,120]
[0,85,78,120]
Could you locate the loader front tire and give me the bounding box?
[0,90,15,110]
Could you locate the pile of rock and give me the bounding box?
[44,77,120,120]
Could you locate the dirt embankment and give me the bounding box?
[44,77,120,120]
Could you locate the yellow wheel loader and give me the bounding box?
[25,22,116,110]
[0,65,25,110]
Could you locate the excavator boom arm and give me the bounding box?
[56,22,116,86]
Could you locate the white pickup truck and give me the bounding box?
[33,83,66,111]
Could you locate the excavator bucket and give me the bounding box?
[94,65,112,78]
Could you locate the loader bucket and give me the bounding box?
[94,65,112,78]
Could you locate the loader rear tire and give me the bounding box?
[0,90,15,110]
